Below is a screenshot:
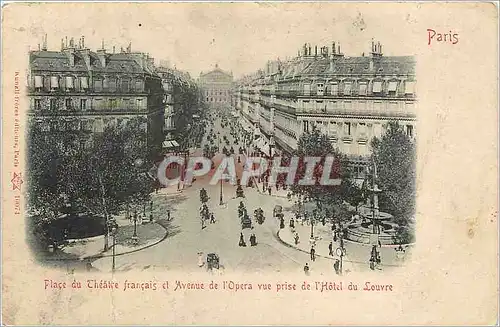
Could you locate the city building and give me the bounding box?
[156,64,198,154]
[234,40,416,176]
[27,35,164,158]
[199,64,233,108]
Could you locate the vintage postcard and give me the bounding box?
[1,2,498,325]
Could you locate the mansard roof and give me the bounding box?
[29,50,159,76]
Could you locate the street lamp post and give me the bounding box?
[111,225,117,273]
[310,209,316,238]
[132,210,138,245]
[219,178,224,205]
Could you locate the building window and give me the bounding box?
[405,81,415,94]
[80,99,87,111]
[109,78,117,92]
[358,123,367,135]
[80,76,89,90]
[372,81,383,93]
[331,83,338,96]
[50,120,58,131]
[343,82,352,95]
[34,76,43,90]
[344,122,351,135]
[65,98,72,110]
[317,83,324,96]
[136,98,143,109]
[34,99,42,111]
[50,76,59,90]
[93,99,103,111]
[359,101,367,110]
[303,83,311,95]
[388,81,398,94]
[50,99,57,111]
[359,83,367,95]
[94,79,103,92]
[135,80,144,92]
[103,77,109,90]
[303,121,309,133]
[121,79,130,92]
[406,125,414,138]
[65,76,74,91]
[109,99,117,110]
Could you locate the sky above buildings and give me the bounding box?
[21,3,420,79]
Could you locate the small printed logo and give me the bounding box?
[11,172,23,191]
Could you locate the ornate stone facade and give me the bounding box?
[199,64,233,108]
[234,41,416,176]
[27,36,164,157]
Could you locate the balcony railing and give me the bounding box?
[27,86,149,95]
[30,107,147,116]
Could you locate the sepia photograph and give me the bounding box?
[26,30,416,276]
[1,2,497,325]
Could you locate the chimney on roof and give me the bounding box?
[81,36,85,48]
[97,47,107,68]
[42,34,47,51]
[113,46,115,53]
[38,43,41,51]
[127,42,132,53]
[314,45,318,57]
[63,45,76,66]
[69,37,75,48]
[371,40,383,57]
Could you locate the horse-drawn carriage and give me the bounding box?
[206,253,220,270]
[273,205,283,218]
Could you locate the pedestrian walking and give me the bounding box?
[334,259,340,275]
[310,247,316,262]
[268,186,272,195]
[238,232,247,247]
[304,263,310,275]
[210,213,216,224]
[198,252,205,267]
[167,210,171,221]
[294,232,300,245]
[328,241,333,256]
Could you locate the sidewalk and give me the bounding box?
[252,180,292,199]
[52,211,168,261]
[277,219,410,268]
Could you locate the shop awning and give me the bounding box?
[162,140,180,149]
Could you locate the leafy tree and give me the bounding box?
[26,118,155,251]
[289,126,353,220]
[370,121,416,225]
